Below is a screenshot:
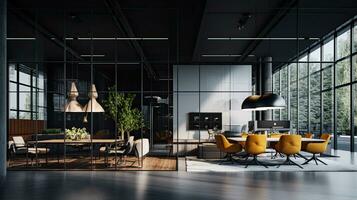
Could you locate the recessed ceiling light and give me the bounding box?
[6,37,36,40]
[208,37,320,40]
[77,37,168,41]
[78,62,140,65]
[201,54,242,57]
[80,54,105,57]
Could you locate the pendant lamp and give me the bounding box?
[241,93,285,110]
[83,84,105,123]
[255,93,286,110]
[64,82,83,112]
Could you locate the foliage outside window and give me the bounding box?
[8,64,46,120]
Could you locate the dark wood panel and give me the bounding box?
[9,119,45,141]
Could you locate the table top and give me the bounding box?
[228,137,325,143]
[28,139,123,144]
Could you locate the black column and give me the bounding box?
[262,57,272,120]
[0,0,7,178]
[255,57,273,121]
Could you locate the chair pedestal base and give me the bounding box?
[277,155,303,169]
[302,154,327,165]
[218,153,240,165]
[245,155,268,168]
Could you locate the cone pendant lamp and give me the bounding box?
[83,84,104,123]
[83,84,104,113]
[64,82,83,112]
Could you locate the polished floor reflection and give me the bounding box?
[8,156,176,171]
[1,171,357,200]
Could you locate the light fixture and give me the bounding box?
[241,93,285,110]
[255,93,286,110]
[80,54,105,57]
[201,54,242,57]
[83,84,105,123]
[64,82,83,112]
[208,37,320,41]
[241,95,262,110]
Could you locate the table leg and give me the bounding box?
[45,144,48,165]
[57,144,60,164]
[26,146,28,167]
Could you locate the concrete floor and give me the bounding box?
[1,171,357,200]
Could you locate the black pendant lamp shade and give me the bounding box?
[241,95,261,110]
[241,93,286,110]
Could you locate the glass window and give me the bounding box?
[9,111,17,119]
[9,92,17,110]
[273,71,280,120]
[19,71,31,86]
[322,90,334,134]
[310,93,321,134]
[280,89,288,120]
[322,66,334,90]
[19,92,31,111]
[310,72,321,134]
[336,29,351,60]
[310,73,320,92]
[353,55,357,81]
[335,58,350,86]
[289,63,297,83]
[309,48,321,73]
[281,66,288,89]
[323,39,334,62]
[336,86,350,151]
[353,24,357,53]
[280,66,288,120]
[19,111,31,120]
[290,81,298,131]
[354,84,357,151]
[298,76,308,131]
[299,56,308,78]
[9,64,17,82]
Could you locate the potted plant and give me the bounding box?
[65,127,89,141]
[103,86,145,140]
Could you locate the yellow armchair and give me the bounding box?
[275,135,303,169]
[244,134,268,168]
[215,134,242,164]
[302,133,331,165]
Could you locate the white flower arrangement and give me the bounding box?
[65,127,89,140]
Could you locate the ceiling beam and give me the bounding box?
[9,6,83,61]
[104,0,158,80]
[191,0,207,61]
[238,0,297,62]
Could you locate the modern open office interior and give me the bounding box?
[1,0,357,199]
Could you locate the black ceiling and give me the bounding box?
[7,0,357,77]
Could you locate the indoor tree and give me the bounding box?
[103,86,145,140]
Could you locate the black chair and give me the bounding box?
[107,136,134,166]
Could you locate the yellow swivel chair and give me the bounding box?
[275,135,303,169]
[244,135,268,168]
[215,134,242,164]
[302,133,331,165]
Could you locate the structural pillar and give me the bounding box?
[262,57,272,120]
[255,57,273,121]
[0,0,7,178]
